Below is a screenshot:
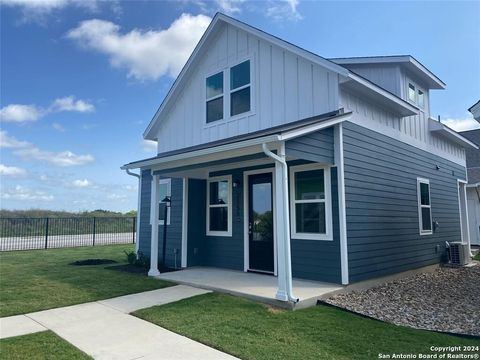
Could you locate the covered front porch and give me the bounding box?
[156,267,343,309]
[122,110,352,306]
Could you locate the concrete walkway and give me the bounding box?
[0,285,238,360]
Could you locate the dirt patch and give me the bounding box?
[266,305,286,314]
[325,264,480,336]
[70,259,117,266]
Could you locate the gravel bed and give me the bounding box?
[325,264,480,336]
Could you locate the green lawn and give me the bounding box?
[134,293,480,360]
[0,331,91,360]
[0,244,172,317]
[474,252,480,261]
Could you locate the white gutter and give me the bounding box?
[262,143,298,303]
[125,169,142,254]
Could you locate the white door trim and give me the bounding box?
[243,168,277,276]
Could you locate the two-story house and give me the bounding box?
[122,13,477,303]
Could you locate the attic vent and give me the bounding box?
[448,242,470,266]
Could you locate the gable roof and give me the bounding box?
[143,13,418,141]
[330,55,446,89]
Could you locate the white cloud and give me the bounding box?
[52,122,66,132]
[107,193,127,201]
[1,0,101,23]
[1,130,94,167]
[50,96,95,113]
[72,179,92,187]
[215,0,244,14]
[0,130,30,148]
[0,104,43,122]
[1,185,54,201]
[266,0,302,21]
[67,13,211,81]
[0,164,27,177]
[142,139,157,152]
[442,116,480,132]
[0,96,94,124]
[14,147,94,167]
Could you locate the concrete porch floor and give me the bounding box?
[156,267,343,309]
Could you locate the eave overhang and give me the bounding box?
[122,111,352,170]
[342,73,419,117]
[429,118,479,150]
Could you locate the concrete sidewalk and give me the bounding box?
[0,285,237,360]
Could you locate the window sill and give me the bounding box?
[291,232,333,241]
[206,231,232,237]
[419,231,433,236]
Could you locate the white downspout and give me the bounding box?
[262,142,298,303]
[125,169,142,254]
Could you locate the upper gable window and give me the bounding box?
[230,60,251,117]
[418,90,425,108]
[206,72,224,123]
[408,83,416,103]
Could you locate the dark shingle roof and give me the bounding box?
[460,129,480,172]
[467,168,480,184]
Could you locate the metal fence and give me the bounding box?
[0,217,136,251]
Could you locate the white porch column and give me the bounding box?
[274,156,288,301]
[148,173,160,276]
[135,172,142,254]
[273,143,295,301]
[334,123,349,285]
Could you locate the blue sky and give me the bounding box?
[1,0,479,212]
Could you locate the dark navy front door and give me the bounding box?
[248,173,274,273]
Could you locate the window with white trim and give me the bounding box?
[417,178,432,235]
[206,176,232,236]
[159,178,171,226]
[206,72,224,123]
[290,164,332,240]
[205,59,252,124]
[230,60,250,116]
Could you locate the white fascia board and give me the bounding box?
[429,118,479,149]
[347,73,419,116]
[278,113,352,141]
[143,13,349,140]
[121,134,281,170]
[332,56,445,89]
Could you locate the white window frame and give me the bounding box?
[206,175,232,237]
[204,56,254,127]
[289,163,333,241]
[417,177,432,235]
[205,70,224,123]
[159,178,171,226]
[417,89,425,108]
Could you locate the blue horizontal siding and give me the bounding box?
[343,121,466,282]
[138,172,183,269]
[285,127,334,164]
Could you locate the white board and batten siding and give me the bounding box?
[339,65,466,166]
[154,22,339,154]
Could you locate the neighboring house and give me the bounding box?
[469,100,480,121]
[122,13,477,302]
[460,103,480,246]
